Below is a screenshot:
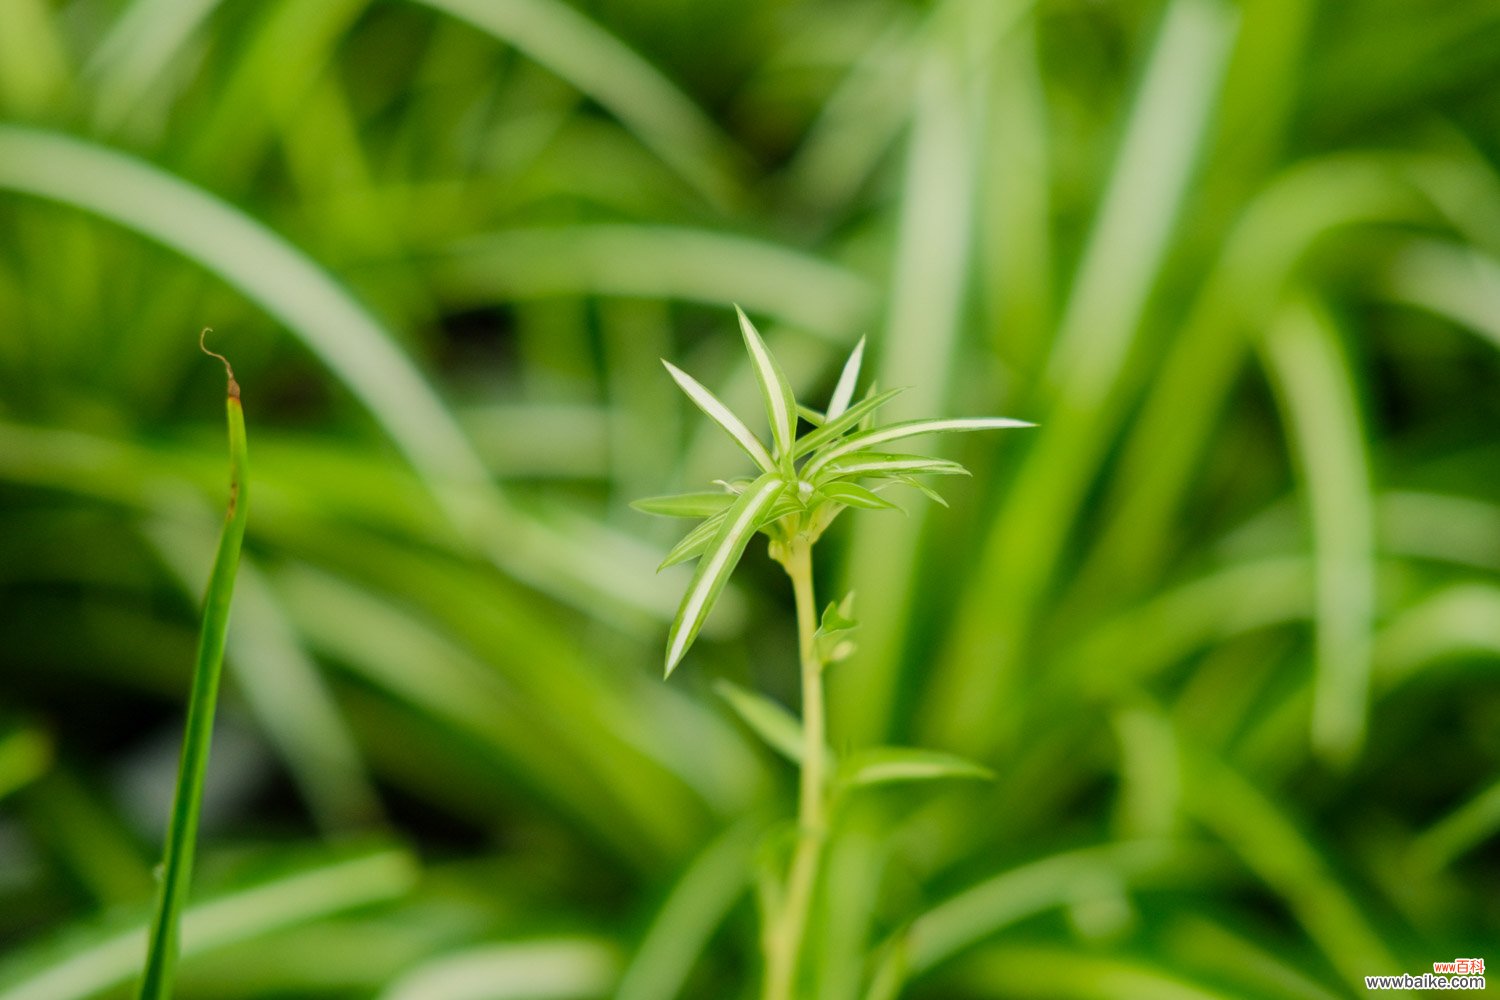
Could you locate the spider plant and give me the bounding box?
[636,307,1031,1000]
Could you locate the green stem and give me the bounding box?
[137,360,248,1000]
[764,536,826,1000]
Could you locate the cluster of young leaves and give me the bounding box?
[633,307,1032,677]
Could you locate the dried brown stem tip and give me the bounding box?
[199,328,240,400]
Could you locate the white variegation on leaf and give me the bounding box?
[736,306,798,464]
[826,336,866,421]
[803,417,1035,478]
[792,386,906,458]
[663,360,776,473]
[658,511,727,570]
[823,453,971,479]
[645,306,1032,680]
[664,472,785,674]
[632,491,738,518]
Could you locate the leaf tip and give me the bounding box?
[200,327,240,399]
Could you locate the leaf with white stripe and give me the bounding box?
[664,473,785,675]
[658,512,726,570]
[736,306,798,463]
[663,360,776,473]
[822,453,972,480]
[632,491,736,518]
[803,417,1033,478]
[761,494,805,524]
[792,386,906,458]
[826,336,866,420]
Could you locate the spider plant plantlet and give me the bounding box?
[136,331,249,1000]
[634,307,1032,1000]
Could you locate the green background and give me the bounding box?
[0,0,1497,996]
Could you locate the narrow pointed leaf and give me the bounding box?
[797,404,826,427]
[817,594,858,638]
[792,386,907,458]
[815,594,859,665]
[139,352,249,1000]
[858,383,883,431]
[736,306,798,462]
[819,480,898,511]
[760,495,804,526]
[804,417,1034,478]
[821,453,972,480]
[826,336,866,420]
[839,747,994,789]
[663,360,776,472]
[632,491,736,518]
[658,512,726,570]
[714,680,806,764]
[665,473,784,674]
[894,475,949,508]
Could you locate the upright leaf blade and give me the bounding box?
[736,306,798,463]
[826,336,866,421]
[658,512,727,570]
[663,361,777,473]
[804,417,1034,478]
[665,473,784,674]
[792,386,907,458]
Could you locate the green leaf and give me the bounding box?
[792,386,907,458]
[894,474,949,508]
[663,360,776,473]
[658,512,726,570]
[826,336,866,420]
[816,593,858,664]
[820,453,971,480]
[760,494,805,526]
[665,473,785,674]
[839,747,994,789]
[139,356,250,1000]
[796,403,826,427]
[817,593,857,637]
[803,417,1034,478]
[714,680,805,764]
[819,480,899,511]
[736,305,799,463]
[632,491,736,518]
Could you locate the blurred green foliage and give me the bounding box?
[1,0,1498,997]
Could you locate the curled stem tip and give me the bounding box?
[199,328,240,399]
